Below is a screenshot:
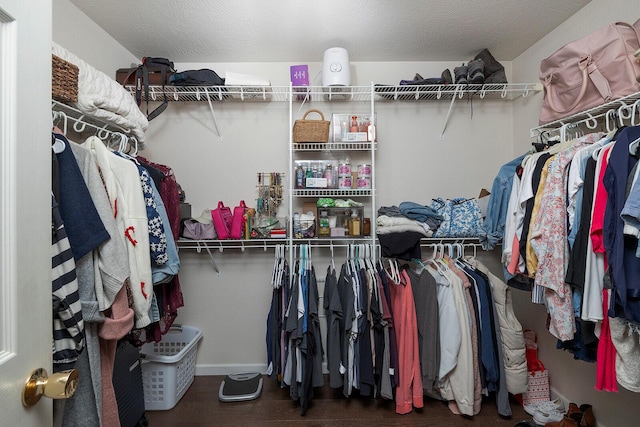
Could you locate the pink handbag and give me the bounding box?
[230,200,247,239]
[211,201,233,240]
[539,20,640,125]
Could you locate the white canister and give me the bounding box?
[357,164,372,177]
[338,176,352,189]
[357,176,371,189]
[338,162,351,176]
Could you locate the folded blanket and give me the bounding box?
[376,215,433,237]
[52,43,148,147]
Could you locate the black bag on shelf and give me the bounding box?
[170,69,225,86]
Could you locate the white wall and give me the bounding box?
[512,1,640,426]
[53,0,137,75]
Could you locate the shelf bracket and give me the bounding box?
[439,85,460,139]
[204,88,223,142]
[198,241,221,276]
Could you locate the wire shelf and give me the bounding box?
[292,189,373,197]
[292,142,376,151]
[125,83,540,103]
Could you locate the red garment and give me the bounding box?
[98,285,135,427]
[137,156,181,241]
[595,289,618,392]
[590,146,611,270]
[507,234,521,275]
[389,270,424,414]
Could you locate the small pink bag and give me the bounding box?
[211,201,232,240]
[539,20,640,125]
[230,200,247,239]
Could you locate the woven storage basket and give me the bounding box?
[293,109,330,143]
[52,54,79,103]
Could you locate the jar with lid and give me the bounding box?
[349,209,361,236]
[319,211,330,236]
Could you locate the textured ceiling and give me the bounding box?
[69,0,590,63]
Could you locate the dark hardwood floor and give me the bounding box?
[145,375,531,426]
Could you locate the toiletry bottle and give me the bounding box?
[295,164,304,189]
[349,209,361,236]
[350,115,358,132]
[323,164,334,188]
[319,211,330,236]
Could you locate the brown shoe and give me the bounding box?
[566,403,582,424]
[579,404,596,427]
[545,416,578,427]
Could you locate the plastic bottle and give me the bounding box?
[319,211,330,236]
[350,115,358,132]
[349,209,361,236]
[293,213,302,238]
[295,164,304,189]
[323,164,334,188]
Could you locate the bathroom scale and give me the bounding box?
[218,372,263,402]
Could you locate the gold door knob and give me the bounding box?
[22,368,79,407]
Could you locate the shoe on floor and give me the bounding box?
[524,399,565,416]
[533,407,564,425]
[578,404,596,427]
[544,416,578,427]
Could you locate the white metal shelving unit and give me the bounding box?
[287,83,379,266]
[145,82,541,264]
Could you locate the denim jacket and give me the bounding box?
[480,154,526,250]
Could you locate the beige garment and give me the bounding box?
[465,257,528,394]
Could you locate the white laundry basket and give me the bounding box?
[140,325,203,410]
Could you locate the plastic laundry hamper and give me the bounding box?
[140,325,203,410]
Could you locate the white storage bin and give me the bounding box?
[140,325,203,410]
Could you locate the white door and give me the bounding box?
[0,0,54,425]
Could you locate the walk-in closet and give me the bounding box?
[2,1,639,426]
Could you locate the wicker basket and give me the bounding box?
[52,54,79,103]
[293,109,330,143]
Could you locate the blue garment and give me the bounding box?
[480,154,527,250]
[398,201,443,224]
[603,126,640,323]
[149,179,180,285]
[567,151,591,248]
[463,264,500,392]
[55,133,110,260]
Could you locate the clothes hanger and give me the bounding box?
[52,110,68,136]
[51,133,66,154]
[330,241,336,272]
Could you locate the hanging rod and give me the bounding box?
[52,100,138,146]
[531,90,640,138]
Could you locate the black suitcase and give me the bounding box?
[113,339,148,427]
